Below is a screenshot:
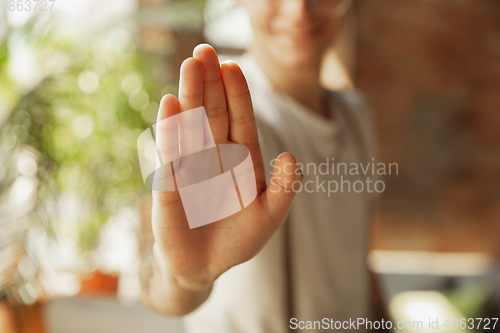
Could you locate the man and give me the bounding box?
[140,0,387,332]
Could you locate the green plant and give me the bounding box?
[0,0,208,302]
[0,21,170,258]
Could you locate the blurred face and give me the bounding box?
[239,0,349,67]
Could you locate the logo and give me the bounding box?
[137,106,257,229]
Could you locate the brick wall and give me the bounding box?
[356,0,500,256]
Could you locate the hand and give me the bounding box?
[151,44,300,293]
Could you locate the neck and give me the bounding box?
[250,45,329,118]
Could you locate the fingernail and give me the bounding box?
[222,60,239,67]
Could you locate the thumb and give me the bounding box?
[261,152,302,226]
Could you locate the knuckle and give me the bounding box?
[206,105,227,118]
[154,193,182,209]
[227,87,249,98]
[180,92,203,100]
[230,113,255,125]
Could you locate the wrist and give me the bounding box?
[152,242,215,292]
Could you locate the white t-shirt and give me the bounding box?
[184,55,376,333]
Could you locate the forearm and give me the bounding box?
[140,242,213,316]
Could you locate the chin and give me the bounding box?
[283,51,321,67]
[274,39,328,67]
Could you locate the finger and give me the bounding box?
[152,188,186,230]
[179,106,206,156]
[193,44,229,144]
[260,152,302,227]
[220,60,265,188]
[178,57,205,155]
[220,60,258,146]
[152,96,185,229]
[178,57,204,112]
[154,95,179,193]
[156,94,180,165]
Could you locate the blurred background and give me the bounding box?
[0,0,499,332]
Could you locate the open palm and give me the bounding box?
[151,44,300,291]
